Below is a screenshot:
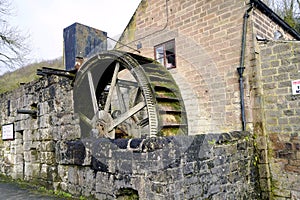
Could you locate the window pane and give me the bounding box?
[165,40,176,69]
[166,53,176,69]
[165,41,175,54]
[155,46,164,58]
[154,39,176,69]
[155,45,164,65]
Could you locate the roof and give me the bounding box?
[251,0,300,40]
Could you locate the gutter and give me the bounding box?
[237,4,253,131]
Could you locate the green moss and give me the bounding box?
[208,139,216,145]
[116,14,137,48]
[116,188,139,200]
[128,16,136,42]
[160,127,182,136]
[140,0,148,11]
[158,101,182,111]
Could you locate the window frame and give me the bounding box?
[154,39,176,69]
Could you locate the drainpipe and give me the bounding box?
[237,5,253,131]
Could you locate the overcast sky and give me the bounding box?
[9,0,141,63]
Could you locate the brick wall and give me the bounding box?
[252,8,295,40]
[117,0,251,134]
[117,0,287,135]
[117,0,298,136]
[256,41,300,199]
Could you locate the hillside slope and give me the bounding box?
[0,58,64,94]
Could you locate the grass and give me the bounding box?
[0,174,90,199]
[0,57,64,94]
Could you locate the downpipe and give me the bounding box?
[237,5,253,131]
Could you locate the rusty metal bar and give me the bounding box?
[37,67,76,79]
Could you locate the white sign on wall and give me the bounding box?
[2,123,14,140]
[291,80,300,95]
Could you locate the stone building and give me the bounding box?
[0,0,299,199]
[115,0,300,198]
[117,0,299,134]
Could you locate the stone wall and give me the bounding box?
[0,75,259,199]
[255,41,300,199]
[0,76,79,183]
[58,132,258,199]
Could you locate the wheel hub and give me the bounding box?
[93,110,115,139]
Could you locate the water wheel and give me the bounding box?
[73,50,187,139]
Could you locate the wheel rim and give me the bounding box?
[73,50,187,139]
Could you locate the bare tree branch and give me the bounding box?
[264,0,300,32]
[0,0,30,71]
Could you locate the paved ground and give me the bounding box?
[0,181,62,200]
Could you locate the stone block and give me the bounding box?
[67,183,81,196]
[39,128,53,140]
[56,140,86,165]
[14,131,23,139]
[183,161,195,175]
[38,115,50,128]
[61,125,81,140]
[23,130,32,141]
[57,165,68,182]
[29,149,39,163]
[24,162,40,179]
[60,182,68,191]
[117,160,133,174]
[38,101,49,116]
[40,163,48,179]
[40,152,55,164]
[23,151,31,162]
[68,166,79,185]
[41,141,55,152]
[92,156,109,172]
[14,120,26,131]
[78,168,96,189]
[96,172,114,194]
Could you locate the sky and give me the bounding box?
[9,0,141,63]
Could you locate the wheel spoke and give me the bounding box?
[129,88,142,123]
[78,112,93,127]
[133,88,142,105]
[87,71,98,114]
[116,82,126,113]
[104,62,120,112]
[109,101,146,131]
[117,79,138,87]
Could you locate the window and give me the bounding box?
[154,39,176,69]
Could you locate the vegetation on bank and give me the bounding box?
[0,58,63,94]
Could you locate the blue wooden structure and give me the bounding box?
[63,23,107,71]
